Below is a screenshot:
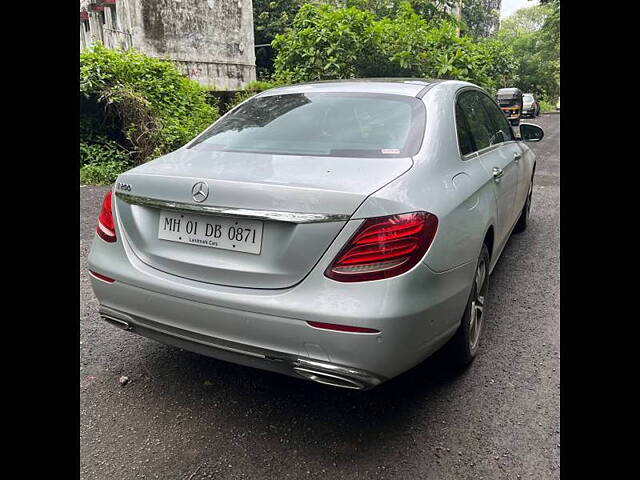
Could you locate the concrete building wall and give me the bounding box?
[483,0,502,36]
[80,0,255,89]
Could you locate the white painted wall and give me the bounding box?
[80,0,256,89]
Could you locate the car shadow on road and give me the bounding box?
[135,339,473,458]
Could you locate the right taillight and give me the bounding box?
[325,211,438,282]
[96,191,116,243]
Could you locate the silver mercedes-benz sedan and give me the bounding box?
[88,79,544,390]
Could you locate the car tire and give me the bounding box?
[513,176,533,234]
[448,244,490,366]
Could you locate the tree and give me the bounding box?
[498,1,559,101]
[500,3,552,35]
[253,0,306,79]
[272,2,518,90]
[327,0,457,22]
[461,1,501,38]
[255,1,461,78]
[272,4,379,82]
[539,0,560,58]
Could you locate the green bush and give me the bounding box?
[272,2,518,89]
[538,100,555,113]
[80,158,130,185]
[80,45,219,182]
[80,139,129,168]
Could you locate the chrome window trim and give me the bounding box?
[474,143,501,157]
[115,192,350,224]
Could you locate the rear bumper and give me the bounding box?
[88,220,474,386]
[99,305,386,390]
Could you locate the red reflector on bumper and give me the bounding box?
[89,270,115,283]
[307,321,379,333]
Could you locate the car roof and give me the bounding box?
[260,78,451,98]
[497,88,522,93]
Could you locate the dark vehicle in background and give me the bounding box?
[522,93,539,117]
[496,88,523,126]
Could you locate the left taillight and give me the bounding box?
[96,191,116,243]
[325,211,438,282]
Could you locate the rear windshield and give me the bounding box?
[523,95,534,102]
[189,92,426,158]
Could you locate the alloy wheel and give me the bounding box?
[468,256,488,351]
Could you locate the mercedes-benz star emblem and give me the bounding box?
[191,181,209,203]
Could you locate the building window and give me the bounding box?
[109,5,119,31]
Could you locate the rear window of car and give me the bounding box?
[189,92,426,158]
[523,95,534,102]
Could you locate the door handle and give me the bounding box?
[493,167,504,180]
[513,152,522,162]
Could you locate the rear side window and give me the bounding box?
[478,94,514,143]
[456,91,495,152]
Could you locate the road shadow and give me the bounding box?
[134,338,473,460]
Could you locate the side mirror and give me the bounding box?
[519,123,544,142]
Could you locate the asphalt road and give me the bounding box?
[80,113,560,480]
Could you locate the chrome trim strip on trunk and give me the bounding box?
[115,192,351,224]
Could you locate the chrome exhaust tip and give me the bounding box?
[101,314,133,331]
[291,358,385,390]
[293,366,366,390]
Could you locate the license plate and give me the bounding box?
[158,210,263,255]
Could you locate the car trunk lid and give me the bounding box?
[114,148,413,289]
